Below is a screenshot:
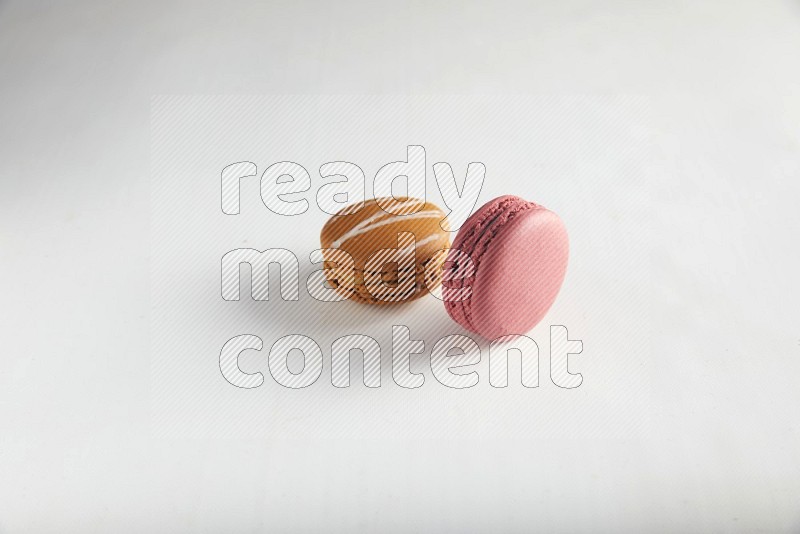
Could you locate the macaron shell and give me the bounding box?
[447,195,534,255]
[443,195,536,328]
[320,198,449,271]
[468,207,569,339]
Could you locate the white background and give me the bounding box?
[1,1,799,532]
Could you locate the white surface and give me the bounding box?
[150,94,651,442]
[1,1,799,532]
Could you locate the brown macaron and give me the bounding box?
[320,197,450,304]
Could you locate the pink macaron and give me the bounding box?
[442,195,569,339]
